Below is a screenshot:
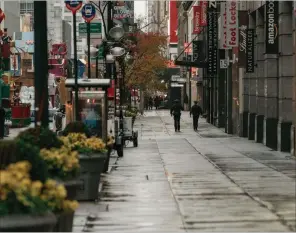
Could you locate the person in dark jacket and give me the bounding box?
[0,106,6,139]
[170,99,184,132]
[190,101,203,131]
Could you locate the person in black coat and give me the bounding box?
[170,99,184,132]
[0,106,6,139]
[190,101,203,131]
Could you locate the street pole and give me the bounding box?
[87,22,91,79]
[96,45,99,78]
[73,13,79,121]
[34,1,49,127]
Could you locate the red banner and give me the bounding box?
[107,80,115,99]
[193,6,202,34]
[169,1,178,43]
[200,1,208,26]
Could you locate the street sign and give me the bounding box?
[79,23,102,35]
[65,0,83,14]
[81,3,96,23]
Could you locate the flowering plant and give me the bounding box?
[60,133,107,154]
[0,161,78,216]
[39,146,80,180]
[107,135,115,147]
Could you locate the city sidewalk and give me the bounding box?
[72,110,293,231]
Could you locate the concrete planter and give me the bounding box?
[76,153,107,201]
[0,212,56,232]
[53,211,74,232]
[61,179,82,200]
[103,147,113,173]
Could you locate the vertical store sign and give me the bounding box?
[200,1,208,26]
[219,2,228,49]
[192,41,205,63]
[207,1,218,76]
[246,29,255,73]
[169,1,178,44]
[226,0,238,47]
[193,5,202,34]
[238,11,249,67]
[265,0,279,54]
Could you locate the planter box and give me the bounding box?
[76,153,107,201]
[53,211,74,232]
[60,179,82,201]
[103,147,112,173]
[0,212,56,232]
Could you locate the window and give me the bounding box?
[20,1,34,29]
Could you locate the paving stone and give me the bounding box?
[74,110,295,232]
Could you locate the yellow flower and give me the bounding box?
[30,181,43,197]
[62,200,79,211]
[45,179,57,189]
[56,185,67,199]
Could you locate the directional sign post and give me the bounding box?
[64,0,83,121]
[82,3,96,80]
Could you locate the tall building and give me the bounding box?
[175,1,296,156]
[147,1,169,34]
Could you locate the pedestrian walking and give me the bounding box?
[170,99,183,132]
[190,101,202,131]
[0,106,6,139]
[148,97,153,110]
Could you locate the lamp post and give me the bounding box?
[64,1,83,121]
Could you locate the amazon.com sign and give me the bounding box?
[265,0,278,54]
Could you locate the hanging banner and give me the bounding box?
[193,5,202,34]
[207,1,218,76]
[200,1,208,26]
[226,0,238,47]
[265,0,279,54]
[192,41,205,63]
[169,1,178,44]
[219,2,228,49]
[246,29,255,73]
[238,11,249,67]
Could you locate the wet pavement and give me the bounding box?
[73,110,294,231]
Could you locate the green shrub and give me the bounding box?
[0,140,18,169]
[63,121,91,137]
[16,127,63,149]
[0,139,49,182]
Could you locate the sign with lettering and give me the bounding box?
[265,0,278,54]
[246,29,255,73]
[207,1,218,76]
[226,0,238,47]
[192,41,205,63]
[193,5,202,34]
[64,0,83,14]
[219,2,228,49]
[238,11,249,67]
[200,1,208,26]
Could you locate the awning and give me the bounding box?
[65,78,111,88]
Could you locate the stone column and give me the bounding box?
[254,10,265,143]
[292,10,296,157]
[247,13,256,140]
[277,1,293,152]
[263,9,278,150]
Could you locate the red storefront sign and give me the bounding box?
[107,80,115,99]
[169,1,178,44]
[192,6,202,34]
[226,0,238,47]
[200,1,208,26]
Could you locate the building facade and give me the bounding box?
[176,1,296,156]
